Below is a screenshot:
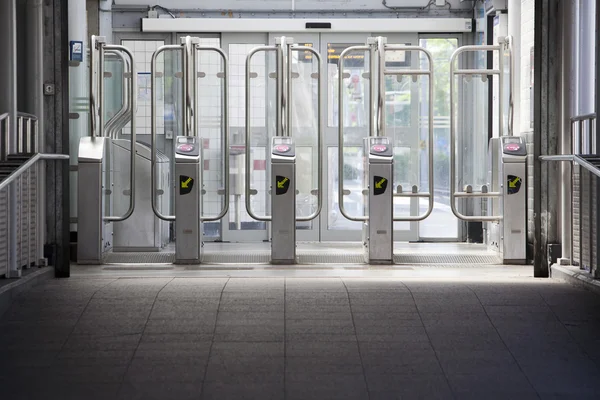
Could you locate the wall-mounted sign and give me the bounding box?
[70,41,83,62]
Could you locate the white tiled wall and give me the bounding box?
[121,40,165,136]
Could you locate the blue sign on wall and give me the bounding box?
[70,41,83,62]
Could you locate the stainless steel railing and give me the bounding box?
[0,112,69,278]
[540,113,598,275]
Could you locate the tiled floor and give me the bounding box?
[2,273,600,399]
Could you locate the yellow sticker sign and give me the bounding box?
[276,175,290,195]
[179,175,194,195]
[374,176,388,195]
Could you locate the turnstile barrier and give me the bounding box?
[150,36,230,264]
[449,38,526,263]
[245,37,323,264]
[77,36,137,264]
[337,37,434,264]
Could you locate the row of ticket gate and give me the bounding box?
[77,35,527,265]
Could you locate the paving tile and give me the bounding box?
[55,349,135,366]
[50,365,129,383]
[205,355,284,379]
[286,357,364,374]
[285,311,353,320]
[286,388,369,400]
[201,381,284,400]
[214,324,283,342]
[286,318,355,335]
[434,349,518,375]
[133,346,211,362]
[18,383,122,400]
[286,333,357,342]
[365,373,450,393]
[286,372,367,392]
[286,341,360,358]
[361,349,443,375]
[73,318,148,336]
[351,311,422,323]
[143,318,216,334]
[216,317,285,328]
[63,334,142,351]
[357,328,431,343]
[118,382,203,400]
[445,370,537,398]
[124,358,206,383]
[210,341,283,357]
[140,333,213,345]
[148,300,220,318]
[0,349,59,369]
[217,311,285,321]
[427,331,507,351]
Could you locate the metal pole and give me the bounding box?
[377,37,385,137]
[98,42,105,139]
[369,39,376,138]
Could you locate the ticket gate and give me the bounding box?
[150,36,229,264]
[245,37,323,264]
[487,136,527,263]
[77,36,137,264]
[271,137,296,263]
[173,136,202,263]
[337,37,434,264]
[449,38,526,264]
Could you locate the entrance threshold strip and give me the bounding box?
[102,251,502,266]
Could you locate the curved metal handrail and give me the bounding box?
[291,46,323,222]
[245,45,277,222]
[0,153,69,192]
[449,44,506,222]
[196,46,230,222]
[102,44,137,222]
[151,45,181,221]
[103,51,129,140]
[338,45,370,222]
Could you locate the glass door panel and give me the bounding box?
[320,33,372,241]
[418,37,460,239]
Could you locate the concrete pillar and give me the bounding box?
[69,0,89,232]
[560,0,577,263]
[0,0,19,278]
[99,0,112,41]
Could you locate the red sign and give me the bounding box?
[372,145,387,153]
[505,144,520,151]
[177,144,194,152]
[274,145,290,153]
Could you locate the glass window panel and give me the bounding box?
[327,43,370,128]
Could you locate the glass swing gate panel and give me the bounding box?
[221,34,270,242]
[268,33,321,242]
[320,33,421,242]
